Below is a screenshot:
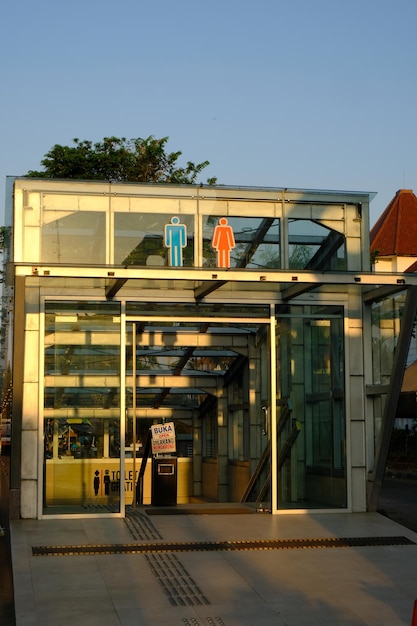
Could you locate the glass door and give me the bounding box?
[43,301,122,515]
[275,305,346,510]
[125,304,271,507]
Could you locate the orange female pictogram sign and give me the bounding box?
[212,217,235,268]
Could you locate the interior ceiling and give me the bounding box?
[35,261,417,419]
[45,320,262,419]
[128,321,258,417]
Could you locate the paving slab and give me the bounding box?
[10,510,417,626]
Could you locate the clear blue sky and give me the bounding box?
[1,0,417,226]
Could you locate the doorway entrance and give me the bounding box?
[125,305,271,509]
[41,300,347,516]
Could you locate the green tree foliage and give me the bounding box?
[0,227,10,284]
[27,136,217,185]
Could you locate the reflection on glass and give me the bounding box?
[43,301,121,514]
[371,293,405,385]
[370,292,406,445]
[276,305,346,509]
[288,219,346,270]
[202,216,280,269]
[126,302,270,317]
[41,211,106,264]
[44,418,120,459]
[114,213,194,266]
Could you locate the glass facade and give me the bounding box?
[40,299,348,513]
[20,184,349,271]
[43,301,121,514]
[370,292,407,444]
[7,178,389,518]
[288,219,346,270]
[115,212,195,266]
[371,294,405,385]
[202,216,280,269]
[276,306,346,509]
[41,211,106,264]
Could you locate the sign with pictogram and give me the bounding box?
[212,217,236,268]
[164,217,187,267]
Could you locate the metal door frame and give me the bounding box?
[123,310,276,515]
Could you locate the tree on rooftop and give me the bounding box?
[26,136,217,185]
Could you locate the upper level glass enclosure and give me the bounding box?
[10,179,371,272]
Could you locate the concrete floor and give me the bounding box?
[10,507,417,626]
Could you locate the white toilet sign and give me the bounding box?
[150,422,176,454]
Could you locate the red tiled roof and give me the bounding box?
[370,189,417,256]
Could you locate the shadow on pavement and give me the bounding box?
[0,456,15,626]
[0,456,415,626]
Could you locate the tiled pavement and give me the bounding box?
[10,507,417,626]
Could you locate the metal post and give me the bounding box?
[270,305,277,513]
[132,323,137,509]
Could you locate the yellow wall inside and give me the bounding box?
[45,457,192,505]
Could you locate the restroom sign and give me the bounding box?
[151,422,176,454]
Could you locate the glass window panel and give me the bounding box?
[127,302,270,317]
[370,291,406,452]
[288,219,346,270]
[371,293,405,385]
[45,347,120,375]
[114,212,194,266]
[43,301,121,514]
[276,305,346,510]
[202,216,280,269]
[41,211,106,264]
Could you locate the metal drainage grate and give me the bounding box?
[145,553,210,607]
[32,535,415,557]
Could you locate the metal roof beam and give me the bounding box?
[305,230,345,270]
[281,283,317,301]
[363,285,407,304]
[194,280,227,301]
[106,278,128,299]
[16,264,417,288]
[223,354,248,387]
[235,218,276,269]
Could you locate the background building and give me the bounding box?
[371,189,417,430]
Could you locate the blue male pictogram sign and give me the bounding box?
[164,216,187,267]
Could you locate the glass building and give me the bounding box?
[3,177,417,519]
